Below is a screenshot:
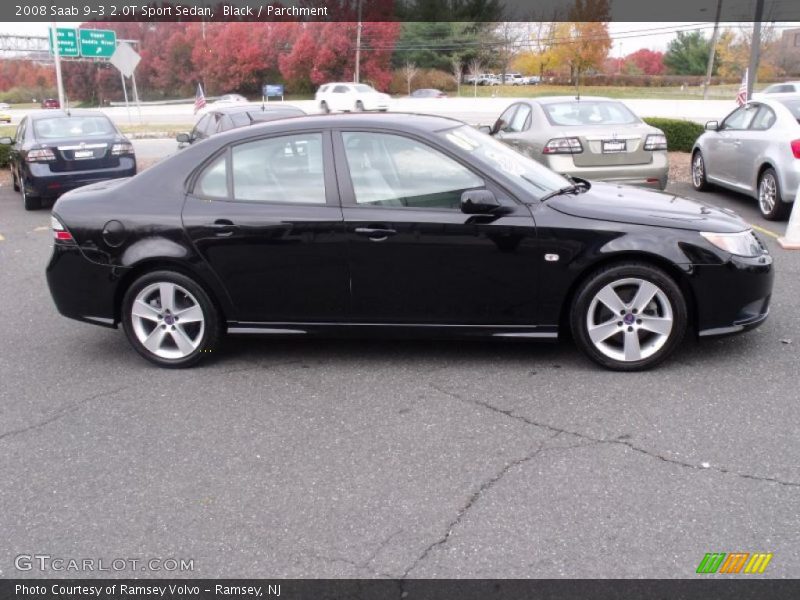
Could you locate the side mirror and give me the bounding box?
[705,120,719,131]
[176,132,191,144]
[490,119,505,135]
[0,136,13,145]
[461,189,501,214]
[476,125,492,134]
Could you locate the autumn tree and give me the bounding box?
[624,49,665,76]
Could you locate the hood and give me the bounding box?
[547,182,748,233]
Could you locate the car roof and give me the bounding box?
[208,104,304,115]
[28,109,109,120]
[532,96,616,104]
[210,112,464,143]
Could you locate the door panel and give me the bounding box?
[335,130,540,325]
[182,131,349,323]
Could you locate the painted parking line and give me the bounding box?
[751,223,781,240]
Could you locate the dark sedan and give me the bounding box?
[1,110,136,210]
[47,114,773,371]
[177,104,305,145]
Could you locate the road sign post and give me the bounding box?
[79,29,116,58]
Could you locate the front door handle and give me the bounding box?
[354,226,397,241]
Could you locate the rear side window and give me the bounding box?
[195,154,228,198]
[750,105,776,130]
[232,133,326,204]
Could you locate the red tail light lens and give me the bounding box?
[791,140,800,159]
[543,137,583,154]
[26,147,56,163]
[51,215,74,243]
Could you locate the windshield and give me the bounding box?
[439,125,571,202]
[33,116,116,139]
[542,100,640,126]
[354,84,376,94]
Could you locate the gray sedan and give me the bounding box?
[692,97,800,220]
[484,96,669,190]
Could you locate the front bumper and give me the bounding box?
[692,253,774,337]
[25,157,136,199]
[544,152,669,190]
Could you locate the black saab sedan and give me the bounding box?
[46,114,773,371]
[1,110,136,210]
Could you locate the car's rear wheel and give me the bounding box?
[571,263,687,371]
[691,150,711,191]
[122,271,221,368]
[21,181,41,211]
[758,167,790,221]
[320,101,330,114]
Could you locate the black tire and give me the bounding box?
[121,270,222,368]
[355,100,365,112]
[320,101,330,114]
[691,150,711,192]
[21,181,41,211]
[757,167,791,221]
[570,262,687,371]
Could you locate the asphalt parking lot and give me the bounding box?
[1,175,798,578]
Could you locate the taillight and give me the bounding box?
[51,215,74,243]
[644,133,668,151]
[26,147,56,162]
[111,142,134,156]
[543,137,583,154]
[791,139,800,159]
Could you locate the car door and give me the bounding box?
[733,103,776,192]
[333,129,540,326]
[182,130,349,324]
[713,105,758,185]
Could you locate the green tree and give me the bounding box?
[664,31,714,76]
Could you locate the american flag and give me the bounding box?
[736,69,748,107]
[194,83,206,114]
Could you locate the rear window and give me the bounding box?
[776,98,800,123]
[542,101,639,126]
[33,116,116,139]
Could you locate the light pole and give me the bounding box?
[354,0,362,83]
[51,22,66,109]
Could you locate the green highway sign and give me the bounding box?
[48,28,79,57]
[79,29,117,58]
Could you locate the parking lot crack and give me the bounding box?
[428,383,800,490]
[401,431,559,578]
[0,386,129,443]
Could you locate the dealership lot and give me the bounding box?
[1,173,799,578]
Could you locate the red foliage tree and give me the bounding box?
[625,49,665,76]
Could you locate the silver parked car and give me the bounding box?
[485,96,668,189]
[692,97,800,220]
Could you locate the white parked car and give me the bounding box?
[752,82,800,99]
[504,73,525,86]
[214,94,248,104]
[316,83,390,113]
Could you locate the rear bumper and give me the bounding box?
[24,158,136,198]
[692,254,774,337]
[777,160,799,202]
[545,152,669,190]
[46,244,125,328]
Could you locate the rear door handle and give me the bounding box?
[209,219,237,237]
[354,227,397,241]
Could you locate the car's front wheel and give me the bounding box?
[320,101,330,114]
[758,167,790,221]
[122,270,221,368]
[355,100,365,112]
[571,263,687,371]
[691,150,711,191]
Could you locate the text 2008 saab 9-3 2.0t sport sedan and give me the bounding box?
[46,114,774,371]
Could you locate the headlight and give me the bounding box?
[700,230,765,257]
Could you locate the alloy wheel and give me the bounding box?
[692,154,704,188]
[759,173,777,215]
[586,277,674,363]
[130,281,205,360]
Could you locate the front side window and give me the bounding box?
[232,133,326,204]
[508,104,532,132]
[333,85,349,93]
[722,105,757,130]
[342,132,484,209]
